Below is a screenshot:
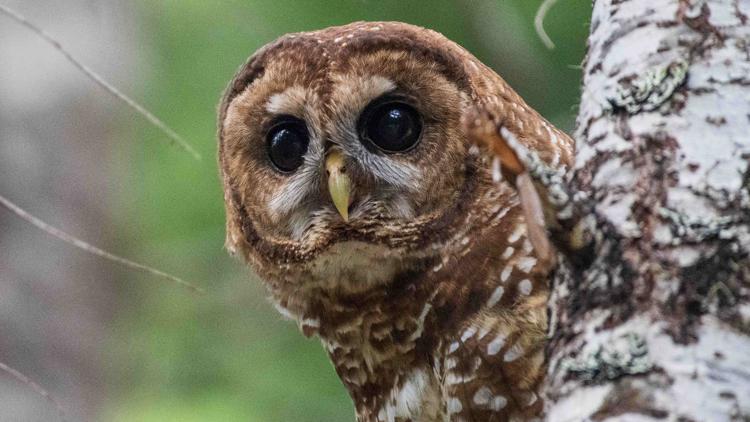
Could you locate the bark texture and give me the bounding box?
[544,0,750,420]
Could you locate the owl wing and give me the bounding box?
[462,84,576,271]
[440,66,576,421]
[439,302,547,421]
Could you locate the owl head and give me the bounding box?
[218,22,561,297]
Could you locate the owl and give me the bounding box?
[218,22,573,422]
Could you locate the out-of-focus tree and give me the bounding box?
[0,1,136,420]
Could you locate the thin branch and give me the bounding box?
[0,360,71,422]
[535,0,560,50]
[0,194,205,294]
[0,3,201,161]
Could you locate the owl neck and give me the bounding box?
[270,234,502,415]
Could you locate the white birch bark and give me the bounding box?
[544,0,750,420]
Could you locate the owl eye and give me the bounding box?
[359,99,422,153]
[266,117,309,173]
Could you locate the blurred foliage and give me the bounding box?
[103,1,590,421]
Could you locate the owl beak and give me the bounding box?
[325,150,352,222]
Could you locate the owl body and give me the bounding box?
[219,22,573,421]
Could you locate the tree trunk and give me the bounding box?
[543,0,750,420]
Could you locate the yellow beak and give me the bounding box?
[325,150,352,222]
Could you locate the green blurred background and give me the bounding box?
[99,1,591,420]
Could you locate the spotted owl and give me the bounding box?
[218,22,573,422]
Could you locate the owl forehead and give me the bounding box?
[263,21,470,83]
[220,22,475,123]
[253,48,462,124]
[263,74,395,121]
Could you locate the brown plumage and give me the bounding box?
[218,21,573,422]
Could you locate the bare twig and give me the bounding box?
[0,360,71,422]
[535,0,560,50]
[0,194,205,294]
[0,3,201,160]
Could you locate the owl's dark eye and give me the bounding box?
[266,117,309,173]
[359,99,422,153]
